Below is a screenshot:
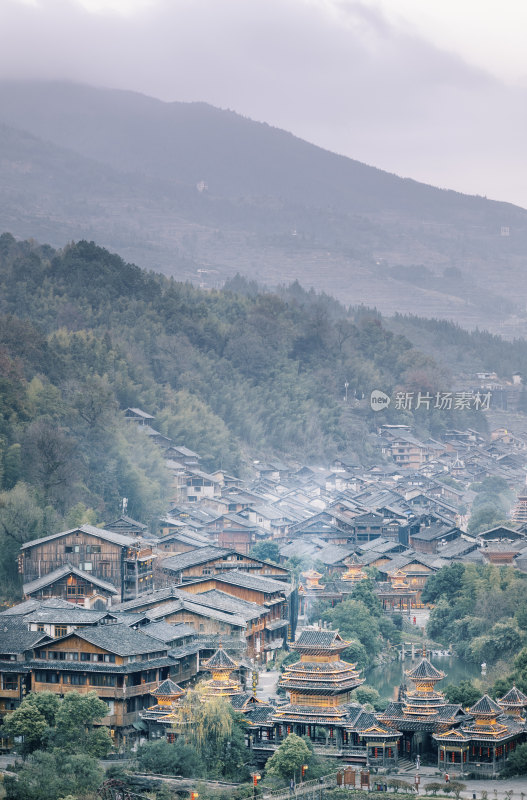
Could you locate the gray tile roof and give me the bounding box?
[141,621,195,643]
[145,598,247,628]
[161,546,233,571]
[21,524,137,550]
[152,679,184,697]
[405,657,445,681]
[192,589,265,619]
[26,607,113,625]
[294,629,346,649]
[0,617,51,654]
[469,694,503,716]
[204,645,238,670]
[66,623,169,656]
[0,598,77,617]
[23,564,118,596]
[193,569,290,593]
[498,686,527,707]
[112,585,185,612]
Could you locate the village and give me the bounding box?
[2,399,527,784]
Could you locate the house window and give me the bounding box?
[66,674,86,685]
[1,675,17,691]
[81,562,92,571]
[54,626,67,638]
[37,624,45,632]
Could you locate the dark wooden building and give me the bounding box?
[20,525,154,602]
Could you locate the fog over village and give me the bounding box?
[2,2,527,798]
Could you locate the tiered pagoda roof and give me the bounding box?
[434,693,525,746]
[379,655,470,733]
[402,657,446,716]
[342,554,367,583]
[141,678,185,723]
[498,686,527,717]
[274,628,364,726]
[301,569,324,591]
[200,644,243,698]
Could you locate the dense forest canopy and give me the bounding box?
[1,232,526,597]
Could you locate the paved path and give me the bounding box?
[388,765,527,796]
[255,668,280,701]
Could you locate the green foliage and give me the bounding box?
[136,738,202,777]
[24,692,60,726]
[3,690,112,758]
[1,702,48,755]
[265,733,311,780]
[169,693,251,781]
[52,690,111,753]
[421,563,465,605]
[501,742,527,776]
[443,681,481,707]
[250,540,281,564]
[4,750,102,800]
[322,599,381,667]
[426,564,527,668]
[352,686,380,708]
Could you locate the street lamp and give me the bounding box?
[252,773,261,799]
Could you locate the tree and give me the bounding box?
[170,692,250,780]
[502,743,527,775]
[4,749,103,800]
[1,702,48,755]
[265,733,311,781]
[250,541,280,564]
[421,563,465,604]
[136,738,202,777]
[352,686,380,708]
[52,690,110,752]
[24,691,60,726]
[443,681,481,707]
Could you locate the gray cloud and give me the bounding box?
[0,0,526,206]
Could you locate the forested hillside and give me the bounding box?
[1,232,526,596]
[2,81,527,329]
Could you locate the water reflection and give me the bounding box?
[365,654,482,701]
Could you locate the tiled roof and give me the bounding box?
[498,686,527,706]
[26,607,112,625]
[0,598,77,617]
[469,694,503,716]
[405,657,445,681]
[204,645,238,670]
[146,597,247,628]
[293,629,347,649]
[21,524,137,550]
[161,546,233,571]
[192,589,265,619]
[152,679,184,697]
[67,623,169,656]
[23,564,118,596]
[112,585,185,611]
[141,621,195,643]
[0,617,50,654]
[186,570,289,593]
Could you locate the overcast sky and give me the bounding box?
[2,0,527,207]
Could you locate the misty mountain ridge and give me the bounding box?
[1,79,527,333]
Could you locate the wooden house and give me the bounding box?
[20,525,154,602]
[158,546,290,584]
[30,624,177,743]
[23,564,119,607]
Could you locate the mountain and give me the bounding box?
[1,80,527,330]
